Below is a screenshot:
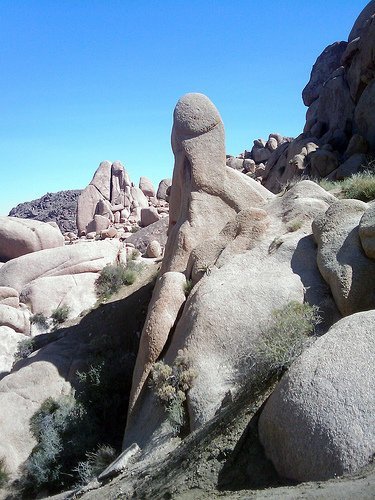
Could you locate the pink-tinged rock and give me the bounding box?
[90,160,112,199]
[86,214,110,234]
[0,240,122,293]
[139,177,156,198]
[141,207,160,227]
[156,179,172,200]
[131,186,149,208]
[0,217,64,261]
[0,287,19,308]
[76,184,104,236]
[100,227,118,239]
[0,304,30,334]
[145,240,162,258]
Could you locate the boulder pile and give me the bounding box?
[227,1,375,193]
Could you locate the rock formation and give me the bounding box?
[0,216,64,261]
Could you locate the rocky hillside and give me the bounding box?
[0,2,374,500]
[8,190,81,233]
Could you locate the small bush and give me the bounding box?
[95,262,140,300]
[131,249,141,260]
[130,226,139,233]
[51,305,70,326]
[75,444,116,484]
[257,301,321,374]
[183,279,193,297]
[286,219,303,232]
[14,337,35,362]
[0,457,9,487]
[30,312,49,329]
[341,171,375,202]
[150,350,197,433]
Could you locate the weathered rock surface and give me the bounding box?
[141,207,160,227]
[124,96,336,453]
[156,179,172,201]
[139,177,156,198]
[145,240,162,258]
[8,190,81,234]
[0,326,25,376]
[302,42,348,107]
[0,217,64,261]
[359,202,375,259]
[312,199,375,315]
[126,218,169,254]
[259,310,375,482]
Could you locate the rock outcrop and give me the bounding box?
[124,94,338,452]
[259,310,375,482]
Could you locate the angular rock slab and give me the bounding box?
[259,310,375,482]
[359,202,375,259]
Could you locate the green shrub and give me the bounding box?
[0,457,9,487]
[150,350,197,433]
[130,226,139,233]
[14,337,35,363]
[131,249,141,260]
[286,219,303,232]
[183,279,193,297]
[341,171,375,201]
[75,444,116,485]
[95,262,139,299]
[51,305,70,326]
[30,312,49,329]
[257,301,321,374]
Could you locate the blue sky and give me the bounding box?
[0,0,366,215]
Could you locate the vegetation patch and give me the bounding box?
[286,219,303,232]
[319,170,375,202]
[30,313,49,329]
[74,444,116,485]
[183,279,193,297]
[14,337,35,363]
[51,305,70,326]
[257,301,321,374]
[0,457,9,488]
[150,350,197,434]
[95,261,141,300]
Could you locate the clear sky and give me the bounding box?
[0,0,366,215]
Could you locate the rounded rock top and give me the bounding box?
[173,93,222,136]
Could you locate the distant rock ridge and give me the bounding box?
[9,190,81,233]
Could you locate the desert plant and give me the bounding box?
[30,312,49,329]
[75,444,116,485]
[150,350,197,433]
[0,457,9,487]
[14,337,35,362]
[183,279,193,297]
[257,301,321,374]
[95,262,139,299]
[341,170,375,202]
[131,249,141,260]
[130,226,139,233]
[286,219,303,232]
[51,305,70,326]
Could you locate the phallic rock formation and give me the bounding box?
[124,94,338,452]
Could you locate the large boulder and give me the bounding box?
[349,0,375,41]
[302,42,347,107]
[312,199,375,315]
[0,326,25,376]
[0,217,64,261]
[259,310,375,482]
[0,240,122,294]
[139,177,156,198]
[354,79,375,149]
[156,179,172,201]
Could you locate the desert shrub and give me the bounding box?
[150,350,197,433]
[183,279,193,297]
[131,249,141,260]
[286,219,303,232]
[75,444,116,485]
[341,171,375,201]
[95,262,140,299]
[14,337,35,362]
[30,312,49,329]
[130,226,139,233]
[257,301,321,374]
[51,305,70,326]
[20,395,89,494]
[0,457,9,487]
